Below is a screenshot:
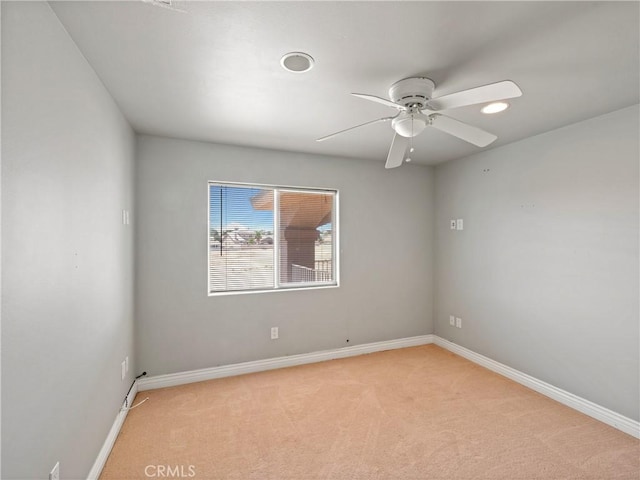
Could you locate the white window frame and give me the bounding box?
[207,181,339,296]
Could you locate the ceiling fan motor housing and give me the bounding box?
[389,77,435,108]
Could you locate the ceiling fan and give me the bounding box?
[317,77,522,168]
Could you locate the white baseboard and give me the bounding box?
[138,334,434,391]
[87,381,139,480]
[433,336,640,439]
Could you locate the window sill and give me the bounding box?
[208,283,339,297]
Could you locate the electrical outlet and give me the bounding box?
[456,317,462,328]
[449,315,455,326]
[270,327,279,340]
[456,219,464,230]
[121,361,126,380]
[49,461,60,480]
[125,356,129,373]
[450,219,457,230]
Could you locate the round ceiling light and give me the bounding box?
[481,102,510,114]
[280,52,314,73]
[392,111,429,137]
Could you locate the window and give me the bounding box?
[208,182,338,294]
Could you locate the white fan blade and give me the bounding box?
[430,114,497,147]
[427,80,522,111]
[385,133,409,169]
[316,116,394,142]
[352,93,407,110]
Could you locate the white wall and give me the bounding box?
[434,105,639,420]
[1,2,135,478]
[135,135,434,375]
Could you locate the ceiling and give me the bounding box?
[50,1,639,166]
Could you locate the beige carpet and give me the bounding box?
[101,345,639,479]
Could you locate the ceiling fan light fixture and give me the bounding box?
[280,52,314,73]
[392,112,428,137]
[481,101,509,114]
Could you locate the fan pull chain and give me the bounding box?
[407,112,413,163]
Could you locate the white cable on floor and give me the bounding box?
[121,397,149,412]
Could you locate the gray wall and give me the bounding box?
[135,135,434,375]
[1,2,136,478]
[434,105,639,420]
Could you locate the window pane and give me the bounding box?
[209,185,274,292]
[278,191,334,285]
